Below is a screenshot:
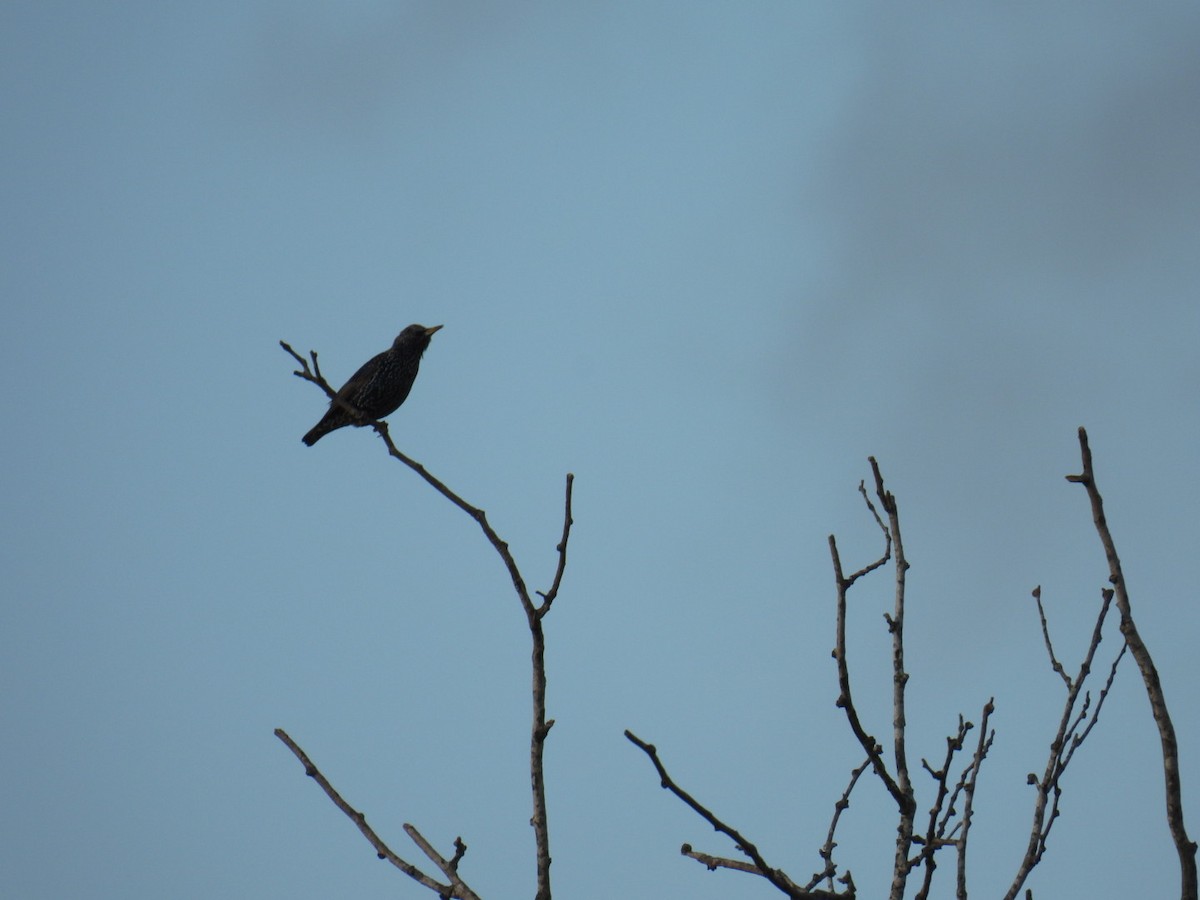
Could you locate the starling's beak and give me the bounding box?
[425,324,444,336]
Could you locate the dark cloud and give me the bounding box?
[815,5,1200,309]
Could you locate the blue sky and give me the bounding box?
[3,3,1198,898]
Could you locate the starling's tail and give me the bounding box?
[302,421,332,446]
[303,406,353,446]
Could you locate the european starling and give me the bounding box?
[302,324,442,446]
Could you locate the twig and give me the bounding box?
[842,480,893,588]
[1066,426,1196,900]
[281,341,334,401]
[273,728,481,900]
[1032,587,1070,687]
[1004,582,1117,899]
[955,699,994,900]
[536,474,575,613]
[1068,641,1126,756]
[828,462,916,900]
[912,716,972,900]
[624,730,834,898]
[828,516,903,811]
[808,757,870,892]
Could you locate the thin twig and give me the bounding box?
[829,531,902,800]
[1004,580,1117,899]
[808,757,870,892]
[912,716,972,900]
[955,699,994,900]
[536,474,575,613]
[828,507,904,812]
[1069,641,1126,755]
[844,480,893,587]
[273,728,481,900]
[624,730,825,898]
[372,421,540,614]
[1032,587,1071,687]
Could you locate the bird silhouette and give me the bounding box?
[302,324,442,446]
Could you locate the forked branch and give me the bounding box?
[624,730,848,899]
[281,341,575,900]
[274,728,482,900]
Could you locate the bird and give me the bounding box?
[302,324,442,446]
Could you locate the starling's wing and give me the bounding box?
[339,350,387,392]
[302,348,391,446]
[331,350,386,403]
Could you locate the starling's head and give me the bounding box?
[393,323,443,352]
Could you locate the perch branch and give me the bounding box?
[284,341,577,900]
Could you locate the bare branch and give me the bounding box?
[808,757,870,892]
[866,458,918,900]
[682,843,765,875]
[1067,427,1196,900]
[274,728,481,900]
[280,340,339,404]
[624,730,835,898]
[828,528,903,808]
[828,461,917,900]
[536,474,575,614]
[954,699,994,900]
[912,716,972,900]
[284,342,574,900]
[1031,587,1071,688]
[1068,641,1126,757]
[1005,582,1118,899]
[843,479,893,587]
[369,421,540,612]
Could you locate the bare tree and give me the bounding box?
[628,429,1194,900]
[278,340,1192,900]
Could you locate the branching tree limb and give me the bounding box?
[912,714,972,900]
[828,482,903,809]
[274,727,482,900]
[623,730,847,899]
[628,445,1181,898]
[808,756,870,893]
[1003,583,1121,900]
[627,461,980,898]
[278,357,1189,900]
[829,464,924,900]
[1066,426,1197,900]
[280,340,574,900]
